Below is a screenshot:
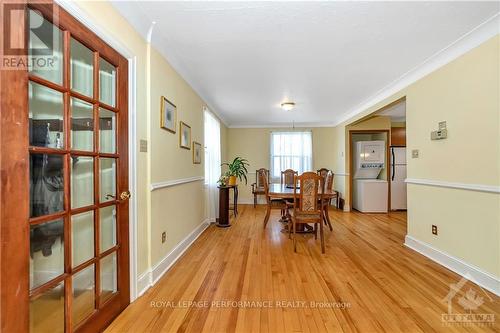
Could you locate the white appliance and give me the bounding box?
[353,141,385,179]
[352,141,388,213]
[353,179,389,213]
[390,147,407,210]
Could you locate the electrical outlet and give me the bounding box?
[432,225,438,235]
[161,232,166,243]
[412,149,419,158]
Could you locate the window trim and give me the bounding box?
[269,130,313,182]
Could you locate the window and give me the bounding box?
[204,109,221,185]
[270,131,312,182]
[204,109,221,219]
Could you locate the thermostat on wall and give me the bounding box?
[431,121,447,140]
[431,129,447,140]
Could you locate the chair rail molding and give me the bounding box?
[334,172,349,177]
[150,176,205,191]
[405,178,500,194]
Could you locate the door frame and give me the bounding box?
[55,0,139,302]
[348,129,391,212]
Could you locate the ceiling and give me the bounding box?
[377,100,406,122]
[111,1,499,127]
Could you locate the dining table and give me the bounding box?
[266,183,337,233]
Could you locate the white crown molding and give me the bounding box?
[137,218,212,297]
[150,176,205,191]
[406,178,500,194]
[405,236,500,296]
[229,13,500,129]
[333,13,500,127]
[111,1,499,129]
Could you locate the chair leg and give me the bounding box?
[253,194,257,208]
[325,206,333,231]
[264,204,271,228]
[320,222,325,254]
[293,221,297,252]
[314,224,318,240]
[288,216,292,239]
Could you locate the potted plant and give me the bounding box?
[221,157,250,186]
[217,174,229,187]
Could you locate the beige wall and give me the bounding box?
[391,121,406,128]
[149,47,207,266]
[226,127,339,204]
[73,1,228,285]
[226,117,391,205]
[337,35,500,277]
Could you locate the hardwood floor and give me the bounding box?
[106,205,499,333]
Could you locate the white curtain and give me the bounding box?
[270,131,312,182]
[204,109,221,220]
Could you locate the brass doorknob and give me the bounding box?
[120,190,131,201]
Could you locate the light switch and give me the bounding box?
[140,139,148,152]
[412,149,419,158]
[438,121,447,130]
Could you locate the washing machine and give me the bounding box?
[352,179,388,213]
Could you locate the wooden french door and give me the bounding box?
[1,1,130,332]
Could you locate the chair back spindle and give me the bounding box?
[293,172,323,215]
[281,169,298,187]
[256,168,269,188]
[317,168,329,180]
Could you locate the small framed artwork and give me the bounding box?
[160,96,176,133]
[193,141,202,164]
[179,121,191,149]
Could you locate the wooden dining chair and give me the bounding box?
[280,169,298,217]
[318,168,340,209]
[263,174,290,228]
[289,172,325,253]
[251,168,269,208]
[320,171,334,231]
[317,168,329,180]
[281,169,298,187]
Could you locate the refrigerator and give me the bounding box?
[390,147,407,210]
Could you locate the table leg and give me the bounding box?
[234,186,238,216]
[264,201,271,228]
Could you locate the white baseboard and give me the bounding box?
[135,218,212,298]
[136,270,152,298]
[404,235,500,296]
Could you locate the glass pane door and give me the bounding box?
[25,6,127,332]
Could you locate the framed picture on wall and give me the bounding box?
[160,96,176,133]
[179,121,191,149]
[193,141,202,164]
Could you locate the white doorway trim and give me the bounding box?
[55,0,140,301]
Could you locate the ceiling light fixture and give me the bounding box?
[281,102,295,111]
